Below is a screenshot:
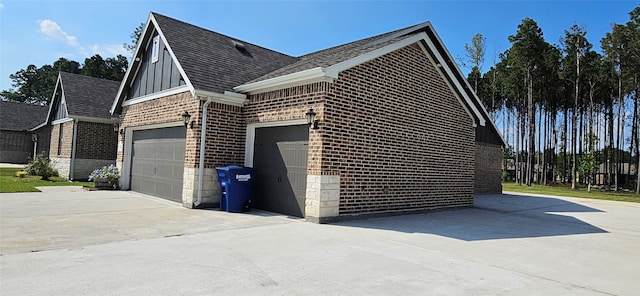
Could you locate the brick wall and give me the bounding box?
[323,44,476,215]
[75,122,117,160]
[240,43,477,217]
[117,91,200,167]
[244,82,328,174]
[0,130,33,163]
[199,102,244,168]
[49,121,74,158]
[475,142,503,194]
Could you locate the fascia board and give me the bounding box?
[426,25,506,145]
[45,74,63,124]
[195,90,248,107]
[150,14,196,97]
[111,13,196,114]
[62,116,119,124]
[324,33,431,78]
[421,34,485,127]
[233,67,329,94]
[121,86,191,107]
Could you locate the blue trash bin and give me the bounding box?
[215,165,255,213]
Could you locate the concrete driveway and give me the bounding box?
[1,189,638,295]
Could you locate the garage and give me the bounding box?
[130,126,186,202]
[252,125,309,217]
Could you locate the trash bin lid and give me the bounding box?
[215,165,245,171]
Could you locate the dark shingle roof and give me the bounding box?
[247,22,428,83]
[59,72,120,119]
[152,13,298,94]
[0,101,48,131]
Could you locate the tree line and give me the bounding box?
[1,23,144,106]
[463,6,639,193]
[0,54,128,105]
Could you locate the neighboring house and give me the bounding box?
[0,101,50,164]
[41,72,120,180]
[111,12,505,222]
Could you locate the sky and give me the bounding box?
[0,0,638,92]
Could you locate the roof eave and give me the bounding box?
[234,67,332,95]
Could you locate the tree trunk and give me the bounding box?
[608,100,614,190]
[571,50,580,190]
[615,76,622,191]
[563,106,569,183]
[527,68,535,187]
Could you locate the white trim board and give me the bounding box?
[244,119,308,168]
[121,86,191,107]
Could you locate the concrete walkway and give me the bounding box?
[0,163,25,168]
[1,190,638,295]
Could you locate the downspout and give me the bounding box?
[70,119,79,180]
[195,98,213,207]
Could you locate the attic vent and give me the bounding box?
[232,40,245,50]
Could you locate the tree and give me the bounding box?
[579,133,599,192]
[508,18,547,186]
[1,55,127,105]
[561,24,592,189]
[123,22,145,53]
[460,33,486,93]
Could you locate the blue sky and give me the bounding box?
[0,0,637,91]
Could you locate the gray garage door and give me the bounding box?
[131,127,186,202]
[253,125,309,217]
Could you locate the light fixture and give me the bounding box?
[31,133,38,142]
[181,111,192,128]
[113,123,120,132]
[119,129,125,136]
[305,108,319,130]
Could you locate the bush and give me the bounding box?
[25,154,59,181]
[88,164,120,183]
[15,171,27,178]
[502,171,511,182]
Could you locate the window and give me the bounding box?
[57,124,64,155]
[151,36,160,63]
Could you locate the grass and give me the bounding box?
[503,182,640,203]
[0,168,94,193]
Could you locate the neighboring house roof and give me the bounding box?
[0,101,48,131]
[40,72,120,128]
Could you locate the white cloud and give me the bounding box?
[38,19,79,47]
[86,44,130,58]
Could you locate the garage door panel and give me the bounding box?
[253,125,309,218]
[131,127,186,203]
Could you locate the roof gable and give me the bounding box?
[46,72,120,123]
[111,12,298,114]
[0,101,48,131]
[233,22,505,145]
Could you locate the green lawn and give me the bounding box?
[503,182,640,203]
[0,168,94,193]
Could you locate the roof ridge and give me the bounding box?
[151,12,296,59]
[297,21,430,59]
[59,71,122,84]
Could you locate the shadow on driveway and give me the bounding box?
[335,194,608,241]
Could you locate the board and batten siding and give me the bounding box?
[128,33,185,99]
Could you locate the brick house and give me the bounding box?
[0,101,50,164]
[111,12,504,222]
[42,72,120,180]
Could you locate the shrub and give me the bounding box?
[89,164,120,183]
[15,171,27,178]
[25,154,59,180]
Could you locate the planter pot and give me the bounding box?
[94,179,118,190]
